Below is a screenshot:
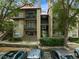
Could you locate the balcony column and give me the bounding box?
[37,9,41,40]
[48,0,53,37]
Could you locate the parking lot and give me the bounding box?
[44,52,52,59]
[0,47,50,59]
[0,47,78,59]
[0,52,51,59]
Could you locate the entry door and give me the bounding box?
[41,25,48,37]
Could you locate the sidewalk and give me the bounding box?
[39,42,79,51]
[67,42,79,50]
[39,46,66,51]
[0,41,39,47]
[0,41,79,51]
[0,41,39,52]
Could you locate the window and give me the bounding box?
[15,12,24,18]
[41,25,47,30]
[26,21,36,30]
[51,51,59,59]
[26,31,36,36]
[65,55,74,59]
[15,52,24,59]
[26,10,37,20]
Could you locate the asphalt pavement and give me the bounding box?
[44,52,52,59]
[0,51,52,59]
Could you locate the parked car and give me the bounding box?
[13,50,27,59]
[50,48,75,59]
[74,48,79,58]
[2,51,18,59]
[1,50,27,59]
[0,52,7,59]
[27,48,44,59]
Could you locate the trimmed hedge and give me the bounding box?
[68,37,79,42]
[40,37,64,46]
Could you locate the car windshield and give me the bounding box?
[6,51,17,57]
[15,51,24,59]
[65,55,74,59]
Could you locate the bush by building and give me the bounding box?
[68,37,79,42]
[40,37,64,46]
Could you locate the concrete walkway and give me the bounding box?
[39,42,79,51]
[67,42,79,50]
[0,41,39,47]
[0,41,79,50]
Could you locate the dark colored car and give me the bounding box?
[27,48,44,59]
[13,50,27,59]
[0,52,7,59]
[74,48,79,58]
[50,48,75,59]
[1,50,27,59]
[2,51,18,59]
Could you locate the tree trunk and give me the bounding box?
[61,0,69,46]
[64,28,68,46]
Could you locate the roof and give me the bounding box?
[21,7,41,9]
[20,3,41,9]
[27,49,41,58]
[41,13,49,16]
[41,12,48,16]
[51,48,69,56]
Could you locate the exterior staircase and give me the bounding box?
[0,31,7,41]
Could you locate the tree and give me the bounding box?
[52,0,79,46]
[0,0,37,20]
[0,0,19,20]
[0,0,20,32]
[0,0,37,31]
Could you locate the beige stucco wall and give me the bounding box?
[13,20,24,38]
[37,9,41,40]
[13,8,41,40]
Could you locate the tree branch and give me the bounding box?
[70,12,78,19]
[69,0,74,6]
[61,0,67,13]
[3,0,13,18]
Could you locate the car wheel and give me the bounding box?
[74,51,79,58]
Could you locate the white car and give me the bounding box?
[27,49,44,59]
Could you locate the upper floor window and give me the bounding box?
[15,12,24,18]
[24,21,36,30]
[25,10,37,20]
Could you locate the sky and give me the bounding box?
[16,0,48,13]
[41,0,48,13]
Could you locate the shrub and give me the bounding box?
[0,20,14,32]
[68,37,79,42]
[40,37,64,46]
[8,37,22,42]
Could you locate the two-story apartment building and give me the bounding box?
[13,0,79,41]
[13,2,53,41]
